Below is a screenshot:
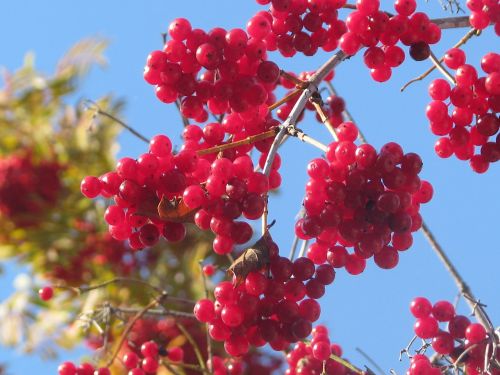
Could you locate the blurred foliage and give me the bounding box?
[0,39,216,365]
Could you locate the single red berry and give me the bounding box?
[39,286,54,301]
[465,323,487,344]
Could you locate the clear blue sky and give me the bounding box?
[1,1,498,374]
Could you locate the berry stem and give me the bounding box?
[428,50,456,85]
[111,306,196,319]
[298,239,309,259]
[176,321,208,372]
[289,234,300,261]
[261,51,347,235]
[175,99,190,127]
[83,99,150,143]
[420,222,493,331]
[197,128,278,156]
[268,88,303,111]
[280,69,307,87]
[199,261,214,375]
[77,277,164,296]
[401,28,480,92]
[355,347,385,375]
[287,127,329,152]
[161,359,208,374]
[325,82,368,144]
[105,297,162,367]
[330,353,365,375]
[311,99,339,140]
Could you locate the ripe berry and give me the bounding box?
[39,286,54,301]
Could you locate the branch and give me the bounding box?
[105,296,164,367]
[401,28,479,92]
[175,99,190,127]
[197,128,278,156]
[83,100,150,143]
[420,223,494,331]
[112,306,196,319]
[176,321,208,372]
[428,50,456,85]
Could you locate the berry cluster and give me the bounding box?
[286,325,352,375]
[466,0,500,32]
[295,135,431,274]
[144,17,282,122]
[340,0,442,80]
[208,352,283,375]
[81,133,280,254]
[427,50,500,173]
[255,0,442,82]
[0,153,62,227]
[194,245,336,356]
[47,229,136,284]
[122,340,184,374]
[409,297,492,375]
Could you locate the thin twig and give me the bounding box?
[105,296,164,367]
[199,261,214,375]
[311,100,339,140]
[261,50,347,235]
[288,127,329,152]
[78,277,164,295]
[330,354,364,375]
[175,99,190,127]
[401,28,480,92]
[298,239,309,259]
[176,322,207,372]
[161,359,209,373]
[356,347,386,375]
[268,88,303,111]
[197,129,278,156]
[325,82,367,144]
[289,235,300,261]
[112,306,196,319]
[280,70,307,87]
[428,51,456,85]
[83,100,150,143]
[420,222,494,331]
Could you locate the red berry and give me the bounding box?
[39,286,54,301]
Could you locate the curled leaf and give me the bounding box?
[227,231,272,285]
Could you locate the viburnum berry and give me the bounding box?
[58,362,77,375]
[38,286,54,301]
[465,323,487,344]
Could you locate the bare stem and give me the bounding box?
[261,50,347,236]
[112,306,196,319]
[78,277,164,295]
[428,51,456,85]
[83,100,150,143]
[325,82,367,144]
[311,99,339,140]
[175,99,190,127]
[176,321,207,372]
[288,127,329,152]
[401,28,479,92]
[280,70,306,87]
[161,359,209,373]
[199,261,214,375]
[105,297,162,367]
[268,88,303,111]
[420,222,493,331]
[197,129,278,156]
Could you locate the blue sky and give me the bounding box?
[1,1,498,374]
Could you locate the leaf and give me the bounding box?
[227,231,272,285]
[157,196,196,223]
[56,37,108,78]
